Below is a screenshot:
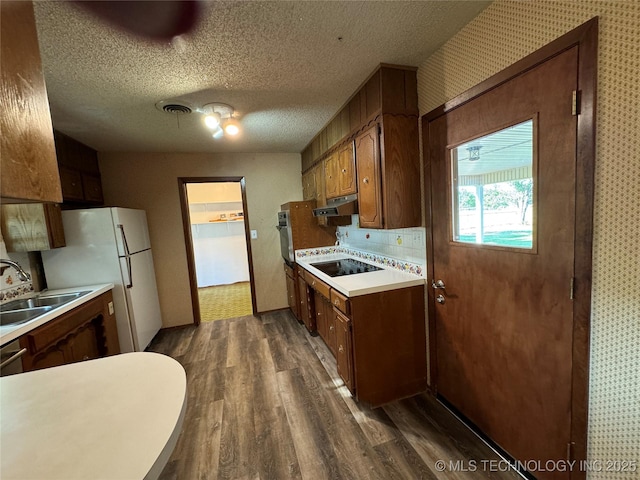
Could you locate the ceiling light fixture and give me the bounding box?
[467,145,482,161]
[201,103,240,139]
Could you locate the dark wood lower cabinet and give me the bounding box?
[19,290,120,372]
[314,290,336,356]
[303,269,427,406]
[297,275,316,334]
[284,263,300,322]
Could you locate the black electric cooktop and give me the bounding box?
[310,258,382,277]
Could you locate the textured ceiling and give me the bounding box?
[33,1,490,154]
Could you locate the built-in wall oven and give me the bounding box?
[277,210,294,266]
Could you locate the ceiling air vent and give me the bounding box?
[155,100,193,115]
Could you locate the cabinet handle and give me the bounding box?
[342,169,347,173]
[334,299,339,305]
[339,345,344,353]
[312,280,316,286]
[363,177,369,184]
[329,325,334,331]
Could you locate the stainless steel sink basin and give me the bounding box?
[0,306,54,326]
[0,290,91,326]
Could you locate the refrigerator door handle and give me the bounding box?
[117,224,132,257]
[117,224,134,288]
[124,256,133,288]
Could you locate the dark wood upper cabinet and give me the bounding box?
[355,125,383,228]
[300,64,421,229]
[337,142,357,197]
[325,152,340,199]
[378,114,421,229]
[0,1,62,203]
[326,142,357,200]
[53,130,104,206]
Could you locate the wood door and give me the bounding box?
[338,141,356,196]
[355,125,383,228]
[426,47,584,475]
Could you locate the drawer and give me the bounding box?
[306,273,330,299]
[330,289,350,316]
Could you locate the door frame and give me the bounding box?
[177,176,258,325]
[422,18,597,474]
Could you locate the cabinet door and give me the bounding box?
[59,166,85,201]
[0,1,62,203]
[325,152,339,199]
[26,345,67,371]
[298,276,315,333]
[314,162,328,226]
[66,321,100,363]
[338,141,357,196]
[335,309,354,392]
[286,271,300,320]
[0,203,65,251]
[355,124,383,228]
[326,305,337,357]
[81,174,104,203]
[301,170,315,201]
[314,290,328,342]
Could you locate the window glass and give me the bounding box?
[451,119,535,249]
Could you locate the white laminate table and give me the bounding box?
[0,352,186,480]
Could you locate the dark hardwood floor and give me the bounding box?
[148,310,522,480]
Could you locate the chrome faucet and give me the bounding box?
[0,259,31,282]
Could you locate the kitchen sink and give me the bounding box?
[0,290,91,326]
[0,306,54,327]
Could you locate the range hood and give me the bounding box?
[313,194,358,217]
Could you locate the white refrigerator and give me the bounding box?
[41,207,163,353]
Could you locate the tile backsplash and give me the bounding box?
[337,215,426,266]
[0,240,34,303]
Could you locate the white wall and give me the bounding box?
[187,182,249,287]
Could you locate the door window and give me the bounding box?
[450,119,536,250]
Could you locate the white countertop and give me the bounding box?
[0,352,187,480]
[296,253,425,297]
[0,283,114,347]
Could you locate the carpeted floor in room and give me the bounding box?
[198,282,253,322]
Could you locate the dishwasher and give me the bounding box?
[0,340,26,376]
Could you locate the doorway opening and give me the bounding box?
[178,177,257,325]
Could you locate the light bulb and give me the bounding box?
[204,112,221,129]
[224,118,240,136]
[212,126,224,139]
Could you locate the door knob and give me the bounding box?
[432,279,446,289]
[436,294,446,304]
